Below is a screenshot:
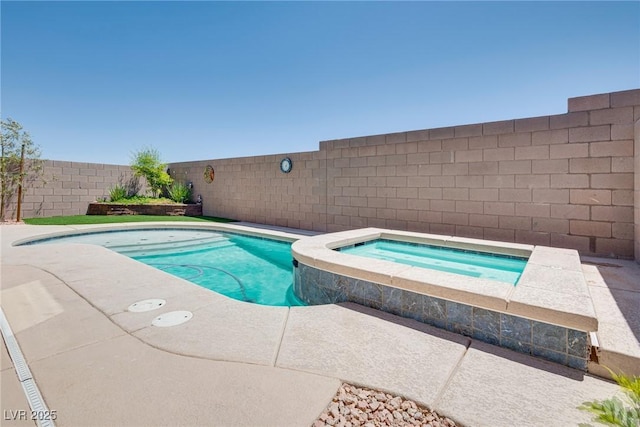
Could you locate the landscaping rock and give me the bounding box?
[314,383,459,427]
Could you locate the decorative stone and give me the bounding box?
[389,396,402,409]
[330,403,340,418]
[385,412,394,424]
[314,383,458,427]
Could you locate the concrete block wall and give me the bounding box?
[3,160,142,219]
[168,151,328,232]
[172,88,639,259]
[635,118,640,260]
[320,89,639,258]
[6,88,638,260]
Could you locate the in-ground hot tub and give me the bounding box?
[339,238,528,285]
[292,228,597,370]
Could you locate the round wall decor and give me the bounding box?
[280,157,293,173]
[203,165,215,183]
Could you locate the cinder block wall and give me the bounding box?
[3,160,142,219]
[172,89,640,259]
[635,118,640,260]
[168,151,328,231]
[7,89,638,260]
[320,89,639,258]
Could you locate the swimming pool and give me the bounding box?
[338,239,527,285]
[27,229,304,307]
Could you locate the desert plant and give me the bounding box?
[580,370,640,427]
[130,147,172,197]
[168,182,191,203]
[0,118,44,220]
[109,184,127,202]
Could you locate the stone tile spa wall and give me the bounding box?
[172,89,640,260]
[294,262,590,371]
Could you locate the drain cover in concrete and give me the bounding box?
[152,311,193,327]
[128,299,166,313]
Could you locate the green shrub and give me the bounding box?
[130,147,173,197]
[109,185,127,202]
[580,370,640,427]
[168,182,191,204]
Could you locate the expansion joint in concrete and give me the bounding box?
[272,307,290,367]
[430,338,472,411]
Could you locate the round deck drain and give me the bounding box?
[128,299,166,313]
[152,311,193,327]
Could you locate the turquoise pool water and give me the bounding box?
[340,239,527,285]
[30,229,304,306]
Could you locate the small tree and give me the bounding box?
[1,118,44,221]
[130,147,172,198]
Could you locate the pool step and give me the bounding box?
[110,235,234,256]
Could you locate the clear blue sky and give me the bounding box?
[2,1,639,165]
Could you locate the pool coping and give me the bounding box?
[11,221,306,247]
[291,227,598,333]
[14,223,598,335]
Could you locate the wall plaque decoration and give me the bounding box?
[203,165,215,183]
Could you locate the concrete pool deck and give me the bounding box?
[1,222,639,426]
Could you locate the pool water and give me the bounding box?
[32,229,304,306]
[340,239,527,285]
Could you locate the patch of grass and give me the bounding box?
[23,215,236,226]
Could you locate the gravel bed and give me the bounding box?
[313,383,458,427]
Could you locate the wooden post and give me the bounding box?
[16,142,25,222]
